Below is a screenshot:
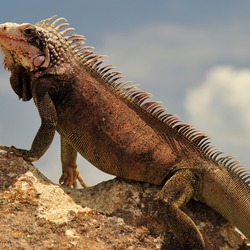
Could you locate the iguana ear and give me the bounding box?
[9,65,32,101]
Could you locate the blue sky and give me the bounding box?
[0,1,250,186]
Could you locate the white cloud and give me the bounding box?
[97,22,250,92]
[186,66,250,165]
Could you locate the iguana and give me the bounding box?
[0,16,249,249]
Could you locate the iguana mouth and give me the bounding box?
[0,31,28,48]
[0,34,27,63]
[0,34,26,42]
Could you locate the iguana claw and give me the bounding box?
[59,166,87,189]
[0,145,11,152]
[0,145,37,161]
[77,175,88,189]
[0,145,21,158]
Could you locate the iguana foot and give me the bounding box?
[59,166,87,189]
[0,145,10,152]
[0,145,38,161]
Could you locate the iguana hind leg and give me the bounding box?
[159,168,205,249]
[59,136,87,189]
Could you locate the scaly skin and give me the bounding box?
[0,17,249,249]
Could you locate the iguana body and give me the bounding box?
[0,17,249,249]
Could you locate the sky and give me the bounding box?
[0,1,250,186]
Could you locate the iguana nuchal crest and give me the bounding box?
[0,16,249,249]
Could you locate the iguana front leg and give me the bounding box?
[3,91,57,161]
[59,137,87,189]
[159,168,205,249]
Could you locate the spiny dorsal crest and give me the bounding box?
[36,16,106,67]
[37,16,250,186]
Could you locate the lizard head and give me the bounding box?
[0,16,77,101]
[0,16,86,101]
[0,22,50,72]
[0,22,52,100]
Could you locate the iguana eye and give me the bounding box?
[23,27,36,36]
[25,29,32,34]
[30,36,43,50]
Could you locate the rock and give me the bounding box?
[0,149,248,249]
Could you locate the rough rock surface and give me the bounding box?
[0,149,249,249]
